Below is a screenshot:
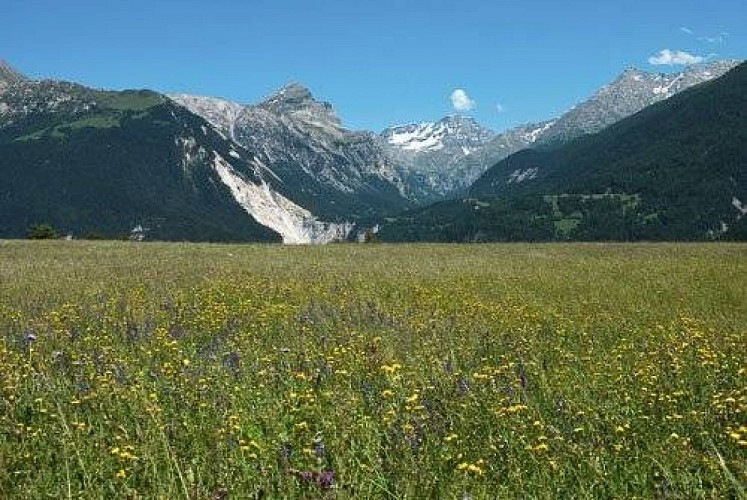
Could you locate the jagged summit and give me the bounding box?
[535,59,742,144]
[438,114,483,127]
[617,67,646,78]
[253,81,343,135]
[616,60,742,82]
[259,82,331,113]
[382,114,494,153]
[268,82,313,102]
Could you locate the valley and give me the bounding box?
[2,59,743,243]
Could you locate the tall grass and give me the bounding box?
[0,241,745,498]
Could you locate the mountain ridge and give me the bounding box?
[0,75,357,243]
[379,60,742,202]
[376,61,747,242]
[2,58,745,243]
[170,85,412,223]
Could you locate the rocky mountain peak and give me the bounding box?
[616,67,646,80]
[382,114,494,155]
[254,82,342,134]
[438,114,479,126]
[536,59,742,144]
[437,115,495,142]
[678,59,743,83]
[260,82,326,112]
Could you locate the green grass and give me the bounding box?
[62,115,121,130]
[96,90,166,111]
[0,241,745,498]
[14,114,121,142]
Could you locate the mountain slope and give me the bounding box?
[535,60,741,144]
[380,61,739,202]
[381,62,747,242]
[171,84,411,220]
[380,115,498,201]
[0,60,26,91]
[0,70,349,243]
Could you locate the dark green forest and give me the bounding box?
[0,87,279,241]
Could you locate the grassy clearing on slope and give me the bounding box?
[96,90,166,111]
[0,242,745,498]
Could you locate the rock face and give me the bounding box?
[167,94,244,137]
[380,115,497,201]
[171,84,411,222]
[0,60,26,91]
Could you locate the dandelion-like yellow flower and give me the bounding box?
[467,464,484,475]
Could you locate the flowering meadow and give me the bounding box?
[0,241,745,498]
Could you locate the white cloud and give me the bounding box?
[450,89,476,111]
[698,33,728,44]
[680,26,729,44]
[648,49,704,66]
[495,103,505,113]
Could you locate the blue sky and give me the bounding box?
[3,0,745,132]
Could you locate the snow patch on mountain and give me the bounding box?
[384,116,495,154]
[212,153,352,244]
[652,74,684,96]
[387,122,448,152]
[380,115,498,199]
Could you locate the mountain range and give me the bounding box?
[0,58,744,242]
[171,84,411,222]
[379,60,741,201]
[380,61,747,242]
